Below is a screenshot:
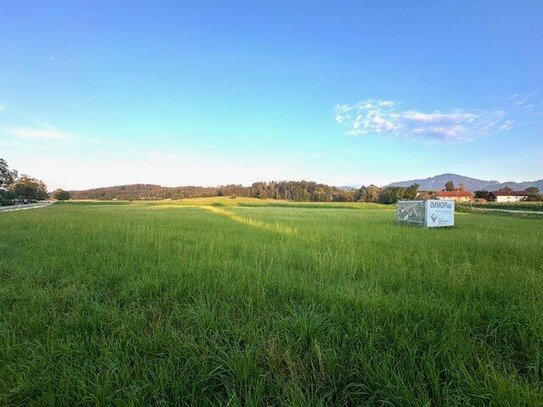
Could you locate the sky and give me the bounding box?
[0,0,542,190]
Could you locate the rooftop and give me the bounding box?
[435,190,473,197]
[490,191,529,196]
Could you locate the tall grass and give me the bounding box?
[457,201,543,212]
[1,202,542,405]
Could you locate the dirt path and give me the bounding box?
[469,207,543,215]
[0,202,53,212]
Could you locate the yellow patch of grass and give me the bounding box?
[202,205,298,236]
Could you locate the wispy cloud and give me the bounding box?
[499,93,540,114]
[0,102,4,111]
[8,125,72,141]
[49,55,75,68]
[334,99,513,143]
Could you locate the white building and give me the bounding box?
[489,191,528,202]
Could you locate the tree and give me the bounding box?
[355,185,381,203]
[405,183,419,199]
[1,158,18,204]
[474,190,491,200]
[458,183,466,191]
[378,187,405,204]
[9,175,48,201]
[375,184,420,204]
[444,181,455,191]
[498,186,513,193]
[525,187,541,201]
[524,186,539,196]
[366,185,381,202]
[0,158,17,189]
[52,189,71,201]
[313,187,327,202]
[416,191,432,200]
[332,190,355,202]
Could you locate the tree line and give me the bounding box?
[2,157,422,205]
[0,159,69,205]
[70,181,421,203]
[5,156,540,205]
[29,156,543,204]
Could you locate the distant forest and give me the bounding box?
[0,156,424,204]
[70,181,421,204]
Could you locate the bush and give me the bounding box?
[52,189,71,201]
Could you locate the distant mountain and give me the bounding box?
[387,173,543,192]
[483,180,543,191]
[338,185,361,190]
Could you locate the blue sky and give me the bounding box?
[1,0,542,189]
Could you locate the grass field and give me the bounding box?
[1,200,542,406]
[457,201,543,213]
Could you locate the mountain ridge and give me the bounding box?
[388,173,543,191]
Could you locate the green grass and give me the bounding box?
[1,201,542,406]
[126,196,389,210]
[457,201,543,212]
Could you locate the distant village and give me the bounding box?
[428,181,541,202]
[435,190,533,202]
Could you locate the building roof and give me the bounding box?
[490,191,528,196]
[436,190,472,197]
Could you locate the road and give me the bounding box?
[469,207,543,215]
[0,202,53,212]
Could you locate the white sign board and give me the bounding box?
[425,200,454,227]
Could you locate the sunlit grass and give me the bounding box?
[1,201,542,405]
[111,196,389,209]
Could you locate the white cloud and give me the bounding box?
[501,93,542,115]
[499,120,514,131]
[0,103,4,111]
[334,99,514,142]
[9,126,72,141]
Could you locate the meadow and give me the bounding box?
[457,201,543,213]
[0,199,542,406]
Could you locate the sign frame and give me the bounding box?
[424,199,455,228]
[396,199,455,228]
